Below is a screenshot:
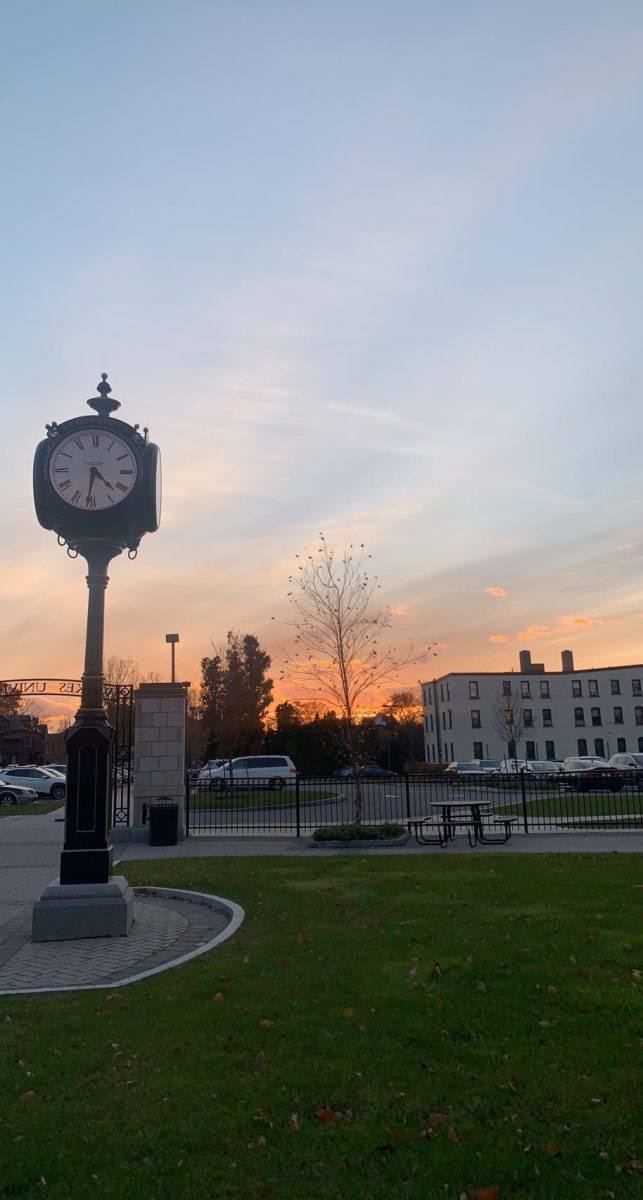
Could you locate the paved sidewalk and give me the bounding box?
[0,811,239,995]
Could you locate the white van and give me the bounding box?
[200,755,297,791]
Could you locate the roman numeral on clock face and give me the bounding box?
[92,434,100,447]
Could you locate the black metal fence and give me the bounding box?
[185,771,643,837]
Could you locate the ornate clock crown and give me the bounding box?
[87,373,121,417]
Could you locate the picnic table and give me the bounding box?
[408,797,516,847]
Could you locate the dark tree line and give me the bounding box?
[200,631,273,758]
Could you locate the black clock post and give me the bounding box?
[31,375,161,941]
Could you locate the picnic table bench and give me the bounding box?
[408,798,517,847]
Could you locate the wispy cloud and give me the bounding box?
[486,586,507,598]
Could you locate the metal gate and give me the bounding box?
[0,678,134,827]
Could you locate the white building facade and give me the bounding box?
[421,649,643,764]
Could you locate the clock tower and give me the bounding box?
[32,375,161,940]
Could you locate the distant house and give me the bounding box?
[0,714,48,766]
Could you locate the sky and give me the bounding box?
[2,0,643,724]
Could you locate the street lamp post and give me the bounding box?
[165,633,179,683]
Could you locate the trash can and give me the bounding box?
[148,798,180,846]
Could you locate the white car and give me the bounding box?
[498,759,527,775]
[0,781,39,805]
[0,766,66,799]
[200,755,297,791]
[607,753,643,772]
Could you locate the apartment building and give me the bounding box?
[421,649,643,764]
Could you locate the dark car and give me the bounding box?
[333,764,397,779]
[560,757,623,793]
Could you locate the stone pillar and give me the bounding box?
[132,682,188,835]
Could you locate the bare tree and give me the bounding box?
[280,536,432,823]
[491,691,529,767]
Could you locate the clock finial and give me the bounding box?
[87,372,121,417]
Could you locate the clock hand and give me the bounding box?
[86,467,97,506]
[93,469,114,489]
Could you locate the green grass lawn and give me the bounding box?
[502,793,643,823]
[1,854,642,1200]
[0,799,64,818]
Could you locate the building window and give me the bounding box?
[639,737,643,753]
[471,710,481,728]
[526,741,536,760]
[636,707,643,726]
[424,688,431,707]
[442,712,446,729]
[611,679,621,695]
[588,679,599,697]
[523,708,533,727]
[572,680,582,698]
[468,681,479,699]
[448,709,453,729]
[542,708,552,727]
[594,737,605,757]
[577,737,588,755]
[440,684,444,702]
[591,707,602,726]
[424,716,428,733]
[633,679,642,697]
[473,741,483,759]
[446,683,451,700]
[545,740,556,759]
[614,706,624,724]
[617,737,627,752]
[430,714,434,732]
[574,707,585,726]
[540,680,550,698]
[502,680,512,696]
[521,681,531,698]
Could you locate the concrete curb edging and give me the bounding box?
[0,886,245,997]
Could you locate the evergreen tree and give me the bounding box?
[200,631,273,758]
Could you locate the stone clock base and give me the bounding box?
[31,876,134,943]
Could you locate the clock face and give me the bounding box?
[48,429,139,510]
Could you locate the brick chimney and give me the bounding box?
[561,649,574,673]
[519,649,532,673]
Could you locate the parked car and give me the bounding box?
[498,759,527,775]
[444,761,491,780]
[332,764,398,779]
[559,757,623,792]
[200,756,297,791]
[499,760,560,777]
[470,759,501,773]
[607,753,643,776]
[196,759,227,785]
[45,763,67,776]
[0,766,66,799]
[0,781,39,805]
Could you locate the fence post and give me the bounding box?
[295,774,301,838]
[185,771,190,837]
[520,772,529,833]
[404,773,412,821]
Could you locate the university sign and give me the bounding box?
[0,678,131,703]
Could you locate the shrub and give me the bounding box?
[311,822,405,842]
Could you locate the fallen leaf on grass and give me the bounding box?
[214,993,224,1003]
[357,1023,368,1033]
[538,1020,551,1028]
[386,1129,408,1142]
[18,1091,35,1101]
[342,1008,355,1018]
[447,1126,459,1143]
[427,1112,445,1127]
[315,1107,342,1125]
[288,1114,300,1131]
[278,959,291,968]
[218,973,230,982]
[473,1187,500,1200]
[615,1159,643,1174]
[546,1142,561,1156]
[259,1018,274,1028]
